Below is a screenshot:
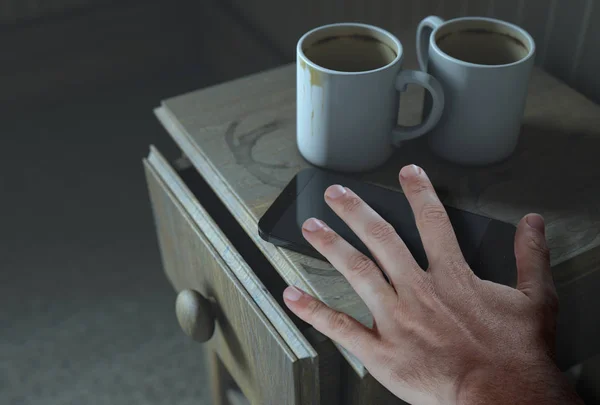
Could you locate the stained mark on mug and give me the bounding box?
[224,119,294,188]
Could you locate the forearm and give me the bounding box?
[457,361,584,405]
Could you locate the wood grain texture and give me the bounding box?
[155,87,372,377]
[177,158,344,404]
[144,149,319,404]
[155,54,600,373]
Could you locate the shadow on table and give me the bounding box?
[368,123,600,263]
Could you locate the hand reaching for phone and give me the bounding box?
[283,165,582,405]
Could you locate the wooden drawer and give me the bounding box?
[143,147,332,405]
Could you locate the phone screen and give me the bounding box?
[259,168,517,286]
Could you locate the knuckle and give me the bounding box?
[367,220,397,243]
[408,177,431,195]
[305,298,324,320]
[441,256,468,272]
[346,332,366,353]
[412,273,438,303]
[526,233,550,262]
[347,253,375,278]
[342,196,362,214]
[415,273,435,294]
[320,230,340,248]
[326,311,353,333]
[420,203,449,225]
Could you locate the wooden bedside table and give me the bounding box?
[144,64,600,405]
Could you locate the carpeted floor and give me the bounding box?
[0,2,286,403]
[0,65,218,405]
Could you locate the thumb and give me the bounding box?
[514,214,556,305]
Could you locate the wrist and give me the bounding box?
[456,357,583,405]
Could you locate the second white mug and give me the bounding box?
[297,23,445,173]
[417,16,536,165]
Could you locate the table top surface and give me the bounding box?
[155,61,600,375]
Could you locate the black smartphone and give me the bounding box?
[258,168,517,286]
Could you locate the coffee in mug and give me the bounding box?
[297,23,446,172]
[303,34,398,72]
[436,28,530,66]
[417,17,536,165]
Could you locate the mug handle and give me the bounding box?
[417,15,445,71]
[392,70,445,144]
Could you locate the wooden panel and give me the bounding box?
[543,0,590,81]
[221,0,600,102]
[155,83,372,377]
[519,0,554,63]
[224,0,325,60]
[490,0,522,23]
[193,0,285,83]
[156,59,600,374]
[144,148,319,405]
[355,0,412,37]
[464,0,491,17]
[400,0,468,26]
[439,0,469,19]
[414,0,445,19]
[573,0,600,103]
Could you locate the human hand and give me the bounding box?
[283,165,582,405]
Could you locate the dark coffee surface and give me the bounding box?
[437,29,529,65]
[303,34,397,72]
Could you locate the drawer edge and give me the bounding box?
[145,146,318,362]
[154,105,369,377]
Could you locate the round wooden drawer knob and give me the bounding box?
[175,289,215,342]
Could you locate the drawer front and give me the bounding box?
[144,147,318,405]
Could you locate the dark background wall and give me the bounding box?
[222,0,600,103]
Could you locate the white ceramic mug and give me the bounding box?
[297,23,445,173]
[417,16,536,165]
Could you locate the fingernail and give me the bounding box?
[303,218,324,232]
[283,286,303,301]
[325,185,346,199]
[526,214,545,234]
[400,164,422,179]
